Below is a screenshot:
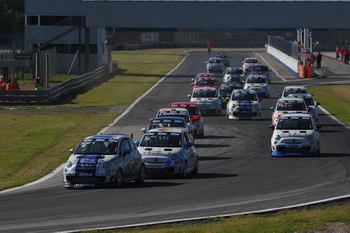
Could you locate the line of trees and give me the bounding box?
[0,0,24,35]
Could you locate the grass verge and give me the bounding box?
[307,85,350,125]
[83,202,350,233]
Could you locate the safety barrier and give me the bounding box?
[0,64,110,105]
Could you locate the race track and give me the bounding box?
[1,50,350,233]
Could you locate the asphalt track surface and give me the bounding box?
[1,50,350,233]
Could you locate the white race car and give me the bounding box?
[63,134,145,188]
[242,57,259,74]
[188,87,221,115]
[243,74,269,98]
[270,97,308,126]
[156,107,194,136]
[287,93,320,122]
[279,85,307,98]
[205,57,225,73]
[226,89,262,120]
[137,128,199,177]
[270,113,321,156]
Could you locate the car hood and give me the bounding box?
[138,147,182,157]
[275,129,314,138]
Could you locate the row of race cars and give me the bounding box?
[62,53,322,188]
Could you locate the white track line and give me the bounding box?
[255,52,287,82]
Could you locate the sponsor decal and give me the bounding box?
[76,155,100,177]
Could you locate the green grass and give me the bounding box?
[307,85,350,125]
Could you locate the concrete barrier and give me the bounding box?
[267,46,299,75]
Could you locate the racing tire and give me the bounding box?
[115,168,123,188]
[135,164,146,183]
[191,158,199,175]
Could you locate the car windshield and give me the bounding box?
[193,89,217,98]
[170,104,199,115]
[252,66,269,71]
[245,59,258,64]
[220,85,240,95]
[157,112,190,123]
[231,92,258,101]
[196,79,217,85]
[276,117,313,130]
[140,132,182,147]
[276,101,306,111]
[208,59,222,64]
[246,76,267,83]
[304,98,314,105]
[226,75,242,83]
[149,119,185,130]
[74,138,119,154]
[283,88,307,97]
[227,69,243,75]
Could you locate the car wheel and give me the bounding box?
[115,168,123,188]
[135,164,146,183]
[191,157,199,175]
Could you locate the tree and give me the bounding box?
[0,0,24,34]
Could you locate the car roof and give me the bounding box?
[159,107,189,113]
[153,117,186,121]
[147,128,185,133]
[170,101,198,106]
[278,97,306,102]
[287,93,313,98]
[85,134,127,140]
[283,86,306,90]
[193,86,217,91]
[247,74,267,78]
[220,82,242,87]
[232,89,256,94]
[279,113,312,119]
[196,76,217,80]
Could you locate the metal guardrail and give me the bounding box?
[0,65,109,105]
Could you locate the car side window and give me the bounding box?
[184,132,190,145]
[127,138,137,150]
[120,139,132,154]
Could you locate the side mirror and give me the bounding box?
[141,128,146,133]
[191,82,194,86]
[259,98,263,102]
[186,142,194,148]
[269,125,275,129]
[316,124,322,130]
[121,149,131,156]
[70,148,75,153]
[316,102,320,106]
[278,93,282,97]
[134,140,140,146]
[270,106,275,111]
[187,94,191,98]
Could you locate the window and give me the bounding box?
[27,16,38,25]
[120,139,132,154]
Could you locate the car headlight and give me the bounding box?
[105,169,112,175]
[307,135,313,141]
[171,153,180,160]
[66,161,73,168]
[274,135,281,141]
[102,161,111,169]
